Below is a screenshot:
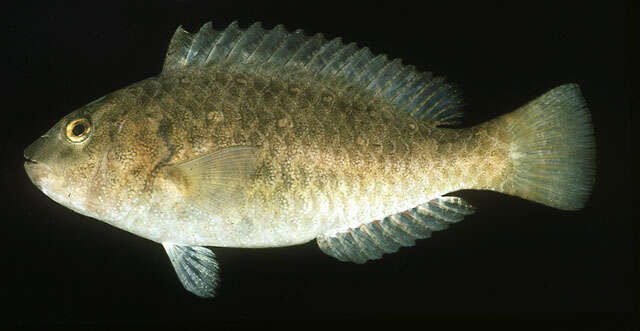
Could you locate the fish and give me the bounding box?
[23,21,596,298]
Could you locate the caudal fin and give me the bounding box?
[503,84,595,210]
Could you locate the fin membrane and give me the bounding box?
[161,21,463,126]
[165,146,258,216]
[317,197,475,263]
[163,243,219,298]
[502,84,595,211]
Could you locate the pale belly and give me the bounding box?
[114,173,458,247]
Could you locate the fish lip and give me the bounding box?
[24,134,49,163]
[24,145,38,163]
[24,157,38,165]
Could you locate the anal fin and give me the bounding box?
[317,196,475,263]
[163,243,220,298]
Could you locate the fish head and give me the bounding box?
[24,91,156,222]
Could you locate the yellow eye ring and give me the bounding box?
[66,118,91,143]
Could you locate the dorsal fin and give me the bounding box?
[161,21,463,126]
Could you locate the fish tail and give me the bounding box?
[497,84,596,210]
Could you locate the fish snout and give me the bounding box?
[23,134,49,163]
[24,136,55,189]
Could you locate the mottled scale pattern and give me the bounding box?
[317,197,476,263]
[107,67,511,247]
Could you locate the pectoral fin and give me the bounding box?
[165,146,259,215]
[163,243,219,298]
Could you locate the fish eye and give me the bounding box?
[66,118,91,143]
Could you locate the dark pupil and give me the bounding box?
[72,123,86,136]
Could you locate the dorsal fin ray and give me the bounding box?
[161,21,463,126]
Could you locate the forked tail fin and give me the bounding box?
[501,84,596,210]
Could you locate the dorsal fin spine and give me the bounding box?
[185,22,212,65]
[282,29,307,67]
[197,23,217,64]
[305,37,341,73]
[223,21,244,60]
[288,33,324,68]
[319,42,357,75]
[254,25,288,66]
[247,24,286,64]
[162,26,192,71]
[201,24,223,65]
[207,21,241,64]
[336,48,366,79]
[224,22,264,68]
[269,30,304,66]
[333,48,359,77]
[242,22,266,62]
[309,37,344,75]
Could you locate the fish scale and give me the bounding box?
[119,68,497,247]
[24,21,595,297]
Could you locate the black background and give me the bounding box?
[3,0,633,328]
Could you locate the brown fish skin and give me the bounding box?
[25,64,517,247]
[23,21,595,298]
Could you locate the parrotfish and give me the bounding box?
[24,21,595,297]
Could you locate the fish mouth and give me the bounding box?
[24,155,52,190]
[24,157,38,165]
[24,145,39,164]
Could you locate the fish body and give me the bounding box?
[24,22,595,297]
[59,70,504,248]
